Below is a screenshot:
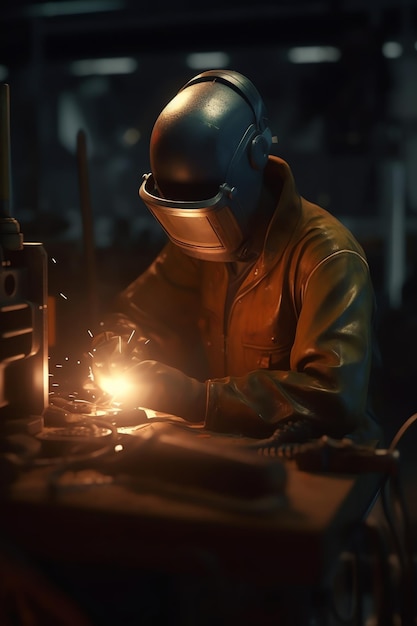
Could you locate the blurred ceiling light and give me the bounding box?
[70,57,138,76]
[186,51,230,70]
[288,46,341,63]
[0,65,8,81]
[25,0,125,17]
[382,41,403,59]
[122,128,141,146]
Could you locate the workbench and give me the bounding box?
[0,419,383,625]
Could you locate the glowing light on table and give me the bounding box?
[94,370,141,407]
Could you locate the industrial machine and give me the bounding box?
[0,83,48,433]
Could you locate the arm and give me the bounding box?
[92,242,208,380]
[93,245,379,444]
[205,251,378,440]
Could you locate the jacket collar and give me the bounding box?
[262,156,302,269]
[235,156,301,296]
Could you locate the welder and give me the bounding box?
[91,69,381,446]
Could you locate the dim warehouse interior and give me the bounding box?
[1,0,417,624]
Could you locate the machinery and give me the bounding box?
[0,84,48,433]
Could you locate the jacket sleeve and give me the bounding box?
[204,250,378,440]
[96,242,209,379]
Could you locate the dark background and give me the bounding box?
[1,0,417,435]
[1,2,417,624]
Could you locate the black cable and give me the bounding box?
[329,549,359,625]
[381,473,416,626]
[374,413,417,626]
[250,413,417,624]
[388,413,417,453]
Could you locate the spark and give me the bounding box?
[114,444,123,453]
[127,329,136,344]
[59,292,68,300]
[55,364,63,368]
[51,257,57,264]
[118,335,122,353]
[88,352,94,358]
[95,372,135,401]
[87,329,94,337]
[145,338,150,345]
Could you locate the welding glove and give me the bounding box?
[121,360,207,423]
[90,331,152,386]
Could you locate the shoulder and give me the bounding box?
[266,155,365,257]
[279,199,371,298]
[143,240,204,289]
[296,197,367,261]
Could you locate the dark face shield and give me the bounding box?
[139,173,247,261]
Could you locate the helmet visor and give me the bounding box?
[139,173,245,260]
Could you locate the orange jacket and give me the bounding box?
[102,156,381,442]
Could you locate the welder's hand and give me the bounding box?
[90,331,152,390]
[121,360,207,423]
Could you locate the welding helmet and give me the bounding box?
[139,70,272,261]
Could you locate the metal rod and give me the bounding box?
[386,161,406,309]
[0,83,11,218]
[0,83,23,250]
[76,129,99,327]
